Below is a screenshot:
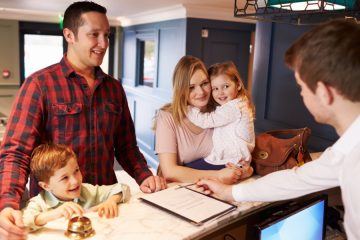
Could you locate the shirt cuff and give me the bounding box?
[232,183,247,202]
[135,168,153,186]
[23,213,42,232]
[109,184,131,203]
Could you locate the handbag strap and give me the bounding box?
[264,127,310,137]
[264,127,311,151]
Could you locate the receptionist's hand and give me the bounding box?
[196,179,234,202]
[140,175,167,193]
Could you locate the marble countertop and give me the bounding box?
[28,172,265,240]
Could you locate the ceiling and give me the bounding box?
[0,0,246,25]
[0,0,234,16]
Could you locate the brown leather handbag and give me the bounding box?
[251,127,312,176]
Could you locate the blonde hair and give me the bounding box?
[159,55,211,124]
[208,61,255,117]
[30,143,77,183]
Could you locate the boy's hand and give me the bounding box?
[34,202,84,227]
[54,202,84,220]
[90,195,121,218]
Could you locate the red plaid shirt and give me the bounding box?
[0,56,152,210]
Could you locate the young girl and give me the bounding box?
[154,56,253,185]
[187,61,255,170]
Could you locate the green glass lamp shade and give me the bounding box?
[268,0,355,9]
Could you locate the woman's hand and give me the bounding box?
[217,162,254,184]
[238,161,254,179]
[216,166,243,184]
[231,160,254,180]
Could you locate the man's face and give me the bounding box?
[295,71,329,124]
[68,11,110,70]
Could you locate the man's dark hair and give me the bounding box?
[285,19,360,101]
[63,1,107,36]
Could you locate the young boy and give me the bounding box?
[22,143,130,232]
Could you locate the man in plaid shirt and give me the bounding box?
[0,2,166,239]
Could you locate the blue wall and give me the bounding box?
[252,21,338,151]
[122,18,337,168]
[122,18,255,168]
[186,18,255,85]
[122,19,186,168]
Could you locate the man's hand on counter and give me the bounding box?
[140,176,167,193]
[0,207,27,240]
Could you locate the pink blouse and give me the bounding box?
[155,110,213,164]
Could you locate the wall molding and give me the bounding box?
[118,5,186,27]
[0,7,121,26]
[0,5,255,27]
[118,4,255,27]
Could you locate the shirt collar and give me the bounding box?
[60,54,107,82]
[43,189,86,208]
[333,115,360,155]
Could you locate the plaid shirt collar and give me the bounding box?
[60,54,108,82]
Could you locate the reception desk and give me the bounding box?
[28,171,269,240]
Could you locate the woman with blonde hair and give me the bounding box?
[186,61,255,171]
[154,56,253,184]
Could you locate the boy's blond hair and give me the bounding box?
[30,143,77,183]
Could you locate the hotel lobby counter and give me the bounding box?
[28,171,267,240]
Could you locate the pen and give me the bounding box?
[175,183,196,189]
[236,163,243,168]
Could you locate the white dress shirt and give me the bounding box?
[232,116,360,240]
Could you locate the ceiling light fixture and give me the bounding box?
[234,0,360,24]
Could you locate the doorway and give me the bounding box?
[19,21,114,84]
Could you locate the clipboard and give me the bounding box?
[139,184,237,226]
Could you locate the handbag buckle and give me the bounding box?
[258,151,269,159]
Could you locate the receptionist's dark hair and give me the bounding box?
[285,19,360,101]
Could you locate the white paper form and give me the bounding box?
[140,185,237,225]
